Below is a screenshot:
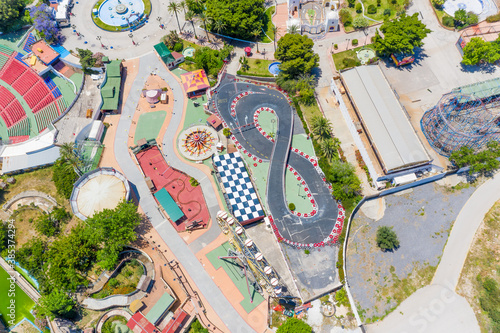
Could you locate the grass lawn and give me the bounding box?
[240,58,274,77]
[332,45,371,71]
[262,6,276,43]
[343,0,407,29]
[11,207,43,248]
[299,101,322,128]
[92,259,144,299]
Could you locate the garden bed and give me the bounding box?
[91,259,144,299]
[238,58,274,77]
[262,6,276,43]
[341,0,408,31]
[332,45,371,71]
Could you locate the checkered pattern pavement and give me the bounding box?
[213,152,265,223]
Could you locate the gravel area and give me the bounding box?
[346,181,477,320]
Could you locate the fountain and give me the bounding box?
[95,0,146,30]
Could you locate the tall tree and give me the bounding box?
[213,19,226,35]
[287,24,300,34]
[205,0,264,40]
[461,37,500,65]
[179,0,187,15]
[168,2,182,32]
[0,0,26,33]
[35,290,76,320]
[185,11,198,39]
[52,159,78,199]
[321,138,340,161]
[277,318,312,333]
[198,12,211,42]
[239,56,249,71]
[251,29,260,52]
[275,33,319,79]
[372,13,431,56]
[376,226,400,251]
[311,116,332,140]
[272,25,279,51]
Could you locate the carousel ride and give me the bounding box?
[178,125,219,161]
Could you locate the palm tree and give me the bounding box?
[168,2,182,32]
[185,10,198,39]
[179,0,187,15]
[59,143,83,175]
[198,12,211,42]
[298,73,315,89]
[214,19,226,35]
[239,56,249,71]
[321,138,340,161]
[311,116,332,140]
[272,25,279,51]
[287,24,299,34]
[251,29,260,53]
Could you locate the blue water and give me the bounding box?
[268,62,281,75]
[51,44,70,58]
[98,0,145,27]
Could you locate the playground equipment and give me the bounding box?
[216,210,290,299]
[421,78,500,156]
[178,125,219,161]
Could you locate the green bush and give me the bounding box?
[222,128,232,137]
[304,249,310,255]
[334,44,338,49]
[355,3,362,13]
[52,159,78,199]
[189,177,199,187]
[347,0,356,7]
[376,226,400,251]
[108,278,119,288]
[277,318,312,333]
[352,17,369,29]
[383,8,391,16]
[352,39,358,46]
[339,8,352,25]
[377,0,381,6]
[486,13,500,22]
[342,57,359,69]
[433,0,445,8]
[442,15,455,27]
[288,203,296,211]
[367,4,377,14]
[173,42,183,52]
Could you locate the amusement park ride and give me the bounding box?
[216,211,295,303]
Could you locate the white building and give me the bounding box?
[287,0,339,35]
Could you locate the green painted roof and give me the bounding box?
[144,292,174,324]
[107,60,122,77]
[154,43,175,65]
[101,77,121,110]
[154,188,184,222]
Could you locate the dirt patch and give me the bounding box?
[457,200,500,332]
[10,207,43,248]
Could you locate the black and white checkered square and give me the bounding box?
[213,152,265,222]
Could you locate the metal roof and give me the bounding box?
[1,145,59,174]
[154,188,184,222]
[341,65,430,173]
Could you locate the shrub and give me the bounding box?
[377,0,381,6]
[339,8,352,25]
[189,177,199,187]
[352,17,369,29]
[367,4,377,14]
[352,39,358,46]
[342,57,359,68]
[255,59,261,64]
[276,318,312,333]
[433,0,445,8]
[108,278,119,288]
[334,43,338,49]
[442,15,455,27]
[376,226,400,251]
[222,128,232,137]
[173,42,183,52]
[383,8,391,16]
[347,0,356,7]
[355,3,362,13]
[288,203,296,211]
[304,249,310,255]
[391,0,397,4]
[486,13,500,22]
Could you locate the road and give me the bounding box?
[113,52,254,333]
[213,76,341,245]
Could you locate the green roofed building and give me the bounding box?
[144,292,175,325]
[153,42,184,69]
[154,188,184,222]
[100,60,123,111]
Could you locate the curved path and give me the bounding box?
[114,52,254,333]
[369,174,500,332]
[213,76,341,245]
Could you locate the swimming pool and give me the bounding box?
[268,62,281,76]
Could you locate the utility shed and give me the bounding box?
[341,65,430,173]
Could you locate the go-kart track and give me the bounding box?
[212,75,344,247]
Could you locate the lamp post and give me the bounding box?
[157,16,163,29]
[346,39,350,50]
[129,32,135,45]
[96,35,104,48]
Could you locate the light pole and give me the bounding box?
[346,39,350,50]
[157,16,163,29]
[96,35,104,48]
[129,32,135,45]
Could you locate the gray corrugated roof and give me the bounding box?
[341,65,430,172]
[1,146,60,174]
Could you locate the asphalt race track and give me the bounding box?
[213,75,339,245]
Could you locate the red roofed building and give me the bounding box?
[31,40,60,65]
[161,310,189,333]
[206,114,222,131]
[126,313,157,333]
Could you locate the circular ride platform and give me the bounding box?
[178,125,219,161]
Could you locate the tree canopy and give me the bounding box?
[376,226,400,251]
[76,49,97,74]
[30,4,64,44]
[461,37,500,65]
[449,141,500,175]
[277,318,312,333]
[275,33,319,80]
[373,13,431,56]
[0,0,26,33]
[52,159,78,199]
[35,290,76,320]
[205,0,265,40]
[193,44,233,77]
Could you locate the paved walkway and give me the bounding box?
[113,52,254,333]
